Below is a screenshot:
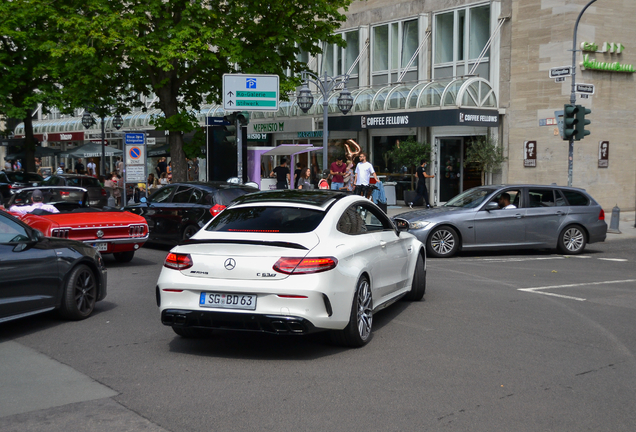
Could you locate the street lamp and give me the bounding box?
[82,109,124,176]
[297,71,352,172]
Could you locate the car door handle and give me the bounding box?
[515,213,523,219]
[380,241,387,248]
[556,211,566,216]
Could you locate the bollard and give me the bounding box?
[607,204,621,234]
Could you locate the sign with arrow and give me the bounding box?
[223,74,279,111]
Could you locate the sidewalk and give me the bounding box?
[386,201,636,242]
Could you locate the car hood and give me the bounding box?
[393,206,472,222]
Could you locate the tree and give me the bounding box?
[463,136,507,185]
[55,0,352,182]
[0,0,60,173]
[388,138,431,190]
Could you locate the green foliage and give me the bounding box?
[388,138,431,190]
[463,136,507,185]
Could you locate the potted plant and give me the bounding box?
[463,136,507,185]
[388,138,431,204]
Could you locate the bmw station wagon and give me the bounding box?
[393,185,607,258]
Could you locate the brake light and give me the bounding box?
[599,209,605,221]
[60,191,70,196]
[164,253,193,270]
[101,188,107,197]
[210,204,226,217]
[273,257,338,275]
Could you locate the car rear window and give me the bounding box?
[6,172,43,182]
[561,190,590,206]
[205,206,325,233]
[214,188,255,206]
[80,177,101,187]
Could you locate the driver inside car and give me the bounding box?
[497,192,517,210]
[10,189,60,215]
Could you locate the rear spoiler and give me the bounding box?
[179,238,308,250]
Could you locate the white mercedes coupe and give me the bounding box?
[156,190,426,347]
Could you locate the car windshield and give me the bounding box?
[205,206,325,233]
[11,188,88,211]
[6,172,43,182]
[444,187,497,208]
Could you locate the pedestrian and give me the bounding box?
[269,158,290,189]
[353,152,379,198]
[56,162,65,174]
[159,172,169,185]
[408,159,435,208]
[341,159,355,191]
[156,157,167,177]
[192,157,199,181]
[4,159,12,171]
[167,161,172,182]
[13,159,21,171]
[294,163,302,188]
[297,167,312,190]
[116,156,124,176]
[74,158,85,174]
[330,156,347,190]
[86,158,97,177]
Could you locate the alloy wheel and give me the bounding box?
[356,279,373,341]
[430,229,456,256]
[563,227,584,252]
[74,269,96,315]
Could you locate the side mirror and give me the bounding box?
[30,229,44,242]
[394,218,409,232]
[484,202,500,211]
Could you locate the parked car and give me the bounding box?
[0,171,44,205]
[0,209,107,323]
[42,174,108,208]
[7,186,148,262]
[156,190,426,347]
[392,184,607,258]
[125,181,258,245]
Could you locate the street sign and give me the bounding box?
[125,133,145,145]
[549,66,572,79]
[125,140,146,183]
[576,83,595,95]
[554,109,565,140]
[223,74,279,111]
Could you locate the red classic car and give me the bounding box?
[5,186,148,262]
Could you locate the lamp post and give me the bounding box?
[297,71,353,173]
[82,110,124,176]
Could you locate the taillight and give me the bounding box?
[101,188,107,197]
[599,209,605,221]
[210,204,226,217]
[60,191,70,196]
[273,257,338,275]
[164,253,193,270]
[129,224,146,237]
[52,229,70,238]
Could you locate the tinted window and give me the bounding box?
[561,190,590,206]
[172,186,195,204]
[528,189,556,207]
[445,187,496,208]
[43,176,61,186]
[206,207,325,233]
[486,189,521,209]
[64,177,82,187]
[6,172,43,182]
[80,177,100,187]
[150,186,175,203]
[215,188,255,206]
[337,204,393,235]
[0,213,30,243]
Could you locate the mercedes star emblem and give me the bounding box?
[96,230,104,238]
[224,258,236,270]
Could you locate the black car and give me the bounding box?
[0,210,107,323]
[0,171,44,205]
[125,181,258,244]
[42,174,108,208]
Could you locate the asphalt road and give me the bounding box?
[2,237,636,431]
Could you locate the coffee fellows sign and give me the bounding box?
[580,41,635,73]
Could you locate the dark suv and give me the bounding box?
[0,171,44,205]
[125,181,258,244]
[42,174,108,208]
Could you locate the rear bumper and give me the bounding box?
[161,309,320,335]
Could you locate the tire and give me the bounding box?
[557,225,587,255]
[182,225,199,242]
[405,253,426,301]
[331,276,373,347]
[172,326,207,338]
[59,264,97,320]
[426,225,459,258]
[113,250,135,263]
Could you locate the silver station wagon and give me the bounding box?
[393,185,607,258]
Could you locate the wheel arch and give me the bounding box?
[429,223,464,250]
[58,258,104,306]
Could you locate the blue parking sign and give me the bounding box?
[246,78,257,89]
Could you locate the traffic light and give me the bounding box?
[222,113,237,144]
[237,111,250,126]
[575,106,591,140]
[563,104,579,140]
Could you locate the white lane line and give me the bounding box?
[598,258,629,262]
[518,279,636,302]
[479,257,565,263]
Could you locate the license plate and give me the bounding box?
[93,243,108,252]
[199,292,256,310]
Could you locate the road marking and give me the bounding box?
[518,279,636,302]
[598,258,629,262]
[477,257,565,263]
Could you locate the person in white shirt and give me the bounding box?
[498,192,517,209]
[56,162,65,174]
[353,152,379,197]
[10,189,60,215]
[86,159,97,177]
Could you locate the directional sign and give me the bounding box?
[125,133,145,145]
[549,66,572,79]
[576,83,595,95]
[223,74,279,111]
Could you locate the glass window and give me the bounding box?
[390,23,399,70]
[0,213,30,243]
[373,25,389,72]
[206,206,325,234]
[528,189,556,208]
[344,30,359,75]
[337,204,392,235]
[435,12,454,64]
[402,20,419,68]
[172,186,195,204]
[150,186,175,203]
[469,5,490,59]
[561,190,590,206]
[324,42,335,76]
[445,187,497,209]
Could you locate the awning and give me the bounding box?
[5,146,61,160]
[262,144,319,156]
[148,144,170,157]
[58,142,123,158]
